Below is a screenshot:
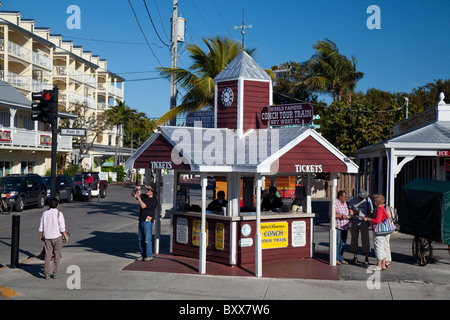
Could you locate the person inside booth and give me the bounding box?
[261,186,283,212]
[207,190,228,213]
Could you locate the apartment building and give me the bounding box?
[0,10,127,176]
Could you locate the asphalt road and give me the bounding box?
[0,183,449,287]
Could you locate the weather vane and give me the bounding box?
[234,9,252,50]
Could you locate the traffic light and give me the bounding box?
[31,89,58,124]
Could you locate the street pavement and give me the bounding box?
[0,183,449,302]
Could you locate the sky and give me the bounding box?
[2,0,449,120]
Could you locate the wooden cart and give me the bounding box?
[398,179,450,266]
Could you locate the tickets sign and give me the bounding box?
[259,103,314,127]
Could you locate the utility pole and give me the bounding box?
[170,0,178,126]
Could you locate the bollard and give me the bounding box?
[10,214,20,268]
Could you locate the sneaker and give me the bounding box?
[44,274,51,280]
[53,274,58,280]
[144,256,153,262]
[364,257,370,265]
[351,256,358,264]
[135,256,144,262]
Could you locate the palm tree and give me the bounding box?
[106,99,135,165]
[303,38,364,103]
[154,36,257,128]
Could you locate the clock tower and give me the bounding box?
[214,51,272,137]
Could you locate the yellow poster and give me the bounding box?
[215,223,224,250]
[192,220,207,247]
[261,222,288,249]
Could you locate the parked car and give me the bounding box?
[0,174,47,212]
[73,172,108,198]
[42,175,75,203]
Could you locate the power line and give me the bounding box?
[128,0,164,67]
[212,0,233,37]
[142,0,171,47]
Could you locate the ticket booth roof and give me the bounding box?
[127,126,358,174]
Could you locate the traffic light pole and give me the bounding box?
[50,86,59,200]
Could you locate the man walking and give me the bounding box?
[39,198,65,280]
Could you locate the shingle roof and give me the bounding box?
[389,121,450,144]
[0,81,31,108]
[214,51,272,82]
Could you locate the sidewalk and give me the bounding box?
[1,244,449,300]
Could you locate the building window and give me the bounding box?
[0,162,13,178]
[0,111,10,127]
[21,161,35,174]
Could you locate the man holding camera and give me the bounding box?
[132,185,158,261]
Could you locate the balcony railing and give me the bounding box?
[53,66,67,76]
[69,67,83,82]
[32,79,52,91]
[0,128,72,151]
[9,71,30,90]
[32,51,51,69]
[8,41,30,61]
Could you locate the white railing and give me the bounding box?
[53,66,67,76]
[32,79,52,91]
[8,71,30,89]
[8,41,30,61]
[84,74,96,86]
[97,102,106,110]
[3,128,72,150]
[69,67,83,82]
[32,51,51,69]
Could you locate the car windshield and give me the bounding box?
[0,177,27,187]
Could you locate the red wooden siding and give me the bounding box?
[243,80,270,132]
[172,214,231,265]
[237,218,312,265]
[217,81,239,130]
[273,136,348,173]
[134,135,191,170]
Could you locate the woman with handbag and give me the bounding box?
[39,198,66,280]
[364,194,389,271]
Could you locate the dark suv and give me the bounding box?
[0,174,47,212]
[43,175,75,203]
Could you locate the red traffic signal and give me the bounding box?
[31,89,58,124]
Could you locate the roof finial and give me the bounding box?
[439,92,445,105]
[234,9,252,51]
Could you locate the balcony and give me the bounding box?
[32,79,52,91]
[69,67,83,82]
[32,51,51,69]
[9,71,30,90]
[8,41,31,61]
[0,128,72,151]
[54,66,67,76]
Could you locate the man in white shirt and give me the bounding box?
[39,198,65,280]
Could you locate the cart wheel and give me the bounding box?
[412,236,432,266]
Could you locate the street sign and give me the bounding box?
[60,128,87,136]
[259,103,314,127]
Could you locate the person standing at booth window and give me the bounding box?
[330,190,350,265]
[132,185,158,262]
[261,186,283,212]
[207,190,228,213]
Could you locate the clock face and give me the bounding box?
[220,87,234,108]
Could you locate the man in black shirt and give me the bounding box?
[132,185,158,261]
[261,186,283,212]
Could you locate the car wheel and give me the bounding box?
[68,192,74,203]
[15,197,24,212]
[38,194,45,208]
[100,187,107,198]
